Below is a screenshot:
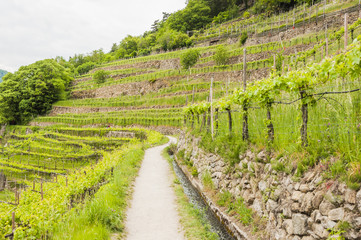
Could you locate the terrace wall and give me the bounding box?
[177,132,361,239]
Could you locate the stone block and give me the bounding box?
[328,207,344,221]
[292,213,308,235]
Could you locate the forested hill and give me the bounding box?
[0,69,7,82]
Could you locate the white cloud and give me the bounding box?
[0,0,186,71]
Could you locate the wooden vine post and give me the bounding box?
[192,86,195,104]
[41,181,44,200]
[242,48,249,141]
[205,96,211,132]
[215,107,219,135]
[325,24,329,57]
[273,55,276,69]
[227,107,232,133]
[210,77,214,139]
[266,102,274,142]
[300,88,308,147]
[12,212,15,232]
[201,106,206,132]
[344,13,348,50]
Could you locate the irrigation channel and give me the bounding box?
[172,159,235,240]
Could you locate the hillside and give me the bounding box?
[0,69,7,82]
[1,0,361,239]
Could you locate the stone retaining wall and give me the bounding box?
[177,133,361,239]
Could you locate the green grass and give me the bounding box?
[202,170,215,190]
[51,142,150,239]
[187,72,361,187]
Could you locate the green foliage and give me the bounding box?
[0,59,73,124]
[330,160,346,178]
[217,191,233,207]
[52,147,145,239]
[233,198,253,225]
[212,4,239,24]
[201,170,215,189]
[167,0,211,32]
[110,43,118,53]
[76,62,97,75]
[0,128,163,239]
[239,31,248,45]
[213,45,230,66]
[120,35,139,56]
[191,167,199,177]
[157,30,192,51]
[243,11,250,19]
[198,132,246,166]
[216,191,253,225]
[181,49,200,69]
[252,0,296,15]
[207,0,240,17]
[93,69,109,84]
[275,52,284,72]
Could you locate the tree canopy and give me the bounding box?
[181,49,201,69]
[0,59,73,124]
[167,0,212,32]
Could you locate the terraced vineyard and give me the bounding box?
[0,126,163,238]
[2,0,361,238]
[0,126,141,181]
[33,0,361,134]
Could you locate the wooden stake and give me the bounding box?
[210,78,214,139]
[41,181,43,200]
[192,86,195,104]
[242,48,249,141]
[273,54,276,70]
[344,13,348,50]
[66,176,68,187]
[326,37,329,57]
[12,212,15,231]
[243,48,247,90]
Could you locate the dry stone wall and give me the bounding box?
[177,133,361,240]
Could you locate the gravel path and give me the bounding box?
[125,137,185,240]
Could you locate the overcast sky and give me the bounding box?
[0,0,186,72]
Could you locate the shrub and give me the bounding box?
[240,31,248,46]
[180,49,200,70]
[243,11,250,19]
[93,70,109,84]
[213,45,230,66]
[76,62,97,75]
